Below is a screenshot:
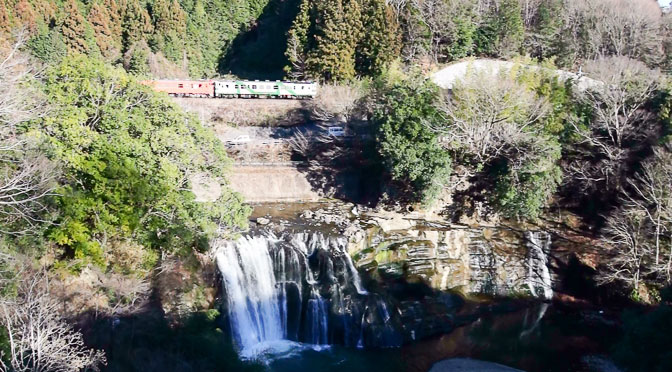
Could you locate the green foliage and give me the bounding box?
[660,87,672,143]
[443,12,478,61]
[1,0,272,77]
[526,0,563,61]
[475,0,524,58]
[284,0,311,78]
[355,0,401,76]
[373,78,452,205]
[27,26,67,63]
[491,141,562,220]
[0,326,9,367]
[36,55,249,267]
[306,0,363,81]
[285,0,400,81]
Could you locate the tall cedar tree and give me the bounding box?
[476,0,524,58]
[13,0,37,33]
[89,2,116,57]
[121,0,154,50]
[307,0,363,81]
[356,0,400,76]
[286,0,398,81]
[284,0,311,79]
[105,0,123,40]
[152,0,187,35]
[62,0,89,53]
[0,2,9,33]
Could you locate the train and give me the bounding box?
[141,79,318,99]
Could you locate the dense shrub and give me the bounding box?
[372,77,451,205]
[35,55,249,267]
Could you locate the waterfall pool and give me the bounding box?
[258,303,620,372]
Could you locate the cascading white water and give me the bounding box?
[215,232,370,357]
[216,236,284,356]
[525,231,553,301]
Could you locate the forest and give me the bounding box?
[1,0,672,371]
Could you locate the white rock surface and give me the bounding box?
[431,59,600,91]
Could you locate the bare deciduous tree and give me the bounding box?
[563,0,663,64]
[408,0,452,62]
[0,267,106,372]
[0,32,55,234]
[569,56,661,190]
[306,83,365,123]
[285,34,308,80]
[434,68,549,164]
[623,149,672,279]
[600,148,672,291]
[599,207,650,290]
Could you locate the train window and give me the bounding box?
[199,84,202,88]
[252,85,257,89]
[178,84,184,88]
[301,86,304,90]
[273,85,278,90]
[235,85,239,89]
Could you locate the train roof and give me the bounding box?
[147,78,316,84]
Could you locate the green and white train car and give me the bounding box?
[214,80,317,98]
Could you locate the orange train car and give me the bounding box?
[141,80,214,97]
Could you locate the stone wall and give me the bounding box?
[228,165,321,202]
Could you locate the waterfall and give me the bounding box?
[525,231,553,301]
[215,232,373,357]
[216,237,284,354]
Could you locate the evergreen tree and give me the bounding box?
[526,0,562,61]
[13,0,37,33]
[61,0,89,54]
[307,0,362,81]
[475,0,524,58]
[89,2,116,57]
[0,2,9,33]
[285,0,311,79]
[121,0,154,51]
[356,0,400,76]
[496,0,524,57]
[152,0,186,35]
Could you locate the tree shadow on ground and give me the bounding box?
[287,129,389,206]
[219,0,302,80]
[80,307,262,372]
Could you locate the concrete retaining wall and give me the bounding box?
[228,165,321,202]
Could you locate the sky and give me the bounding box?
[660,0,670,8]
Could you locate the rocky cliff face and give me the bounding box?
[251,203,557,300]
[348,216,554,300]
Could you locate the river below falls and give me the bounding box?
[243,303,620,372]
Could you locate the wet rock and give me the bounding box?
[301,210,314,219]
[257,217,270,225]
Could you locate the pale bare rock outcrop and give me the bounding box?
[430,59,600,91]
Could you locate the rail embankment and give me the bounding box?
[228,163,320,202]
